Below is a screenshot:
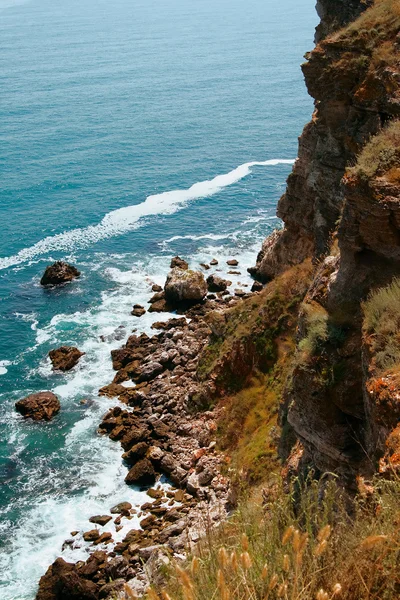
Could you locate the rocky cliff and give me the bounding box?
[251,0,400,486]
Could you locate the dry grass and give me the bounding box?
[146,477,400,600]
[348,120,400,180]
[363,278,400,372]
[332,0,400,47]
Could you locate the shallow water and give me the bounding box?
[0,0,316,597]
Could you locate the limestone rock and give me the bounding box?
[164,268,207,306]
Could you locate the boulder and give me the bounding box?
[89,515,112,526]
[125,458,156,486]
[99,579,125,599]
[48,346,84,371]
[83,529,101,542]
[210,258,218,265]
[36,557,98,600]
[170,256,188,270]
[40,261,80,286]
[122,441,149,464]
[226,259,239,266]
[135,361,164,383]
[251,280,264,292]
[15,392,60,421]
[206,274,231,292]
[164,268,207,307]
[151,284,163,292]
[131,305,146,317]
[110,501,132,514]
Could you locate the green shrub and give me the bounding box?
[298,303,329,357]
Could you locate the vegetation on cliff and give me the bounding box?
[363,277,400,373]
[349,120,400,181]
[141,2,400,599]
[147,477,400,600]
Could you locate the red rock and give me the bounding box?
[49,346,84,371]
[83,529,101,542]
[15,392,60,421]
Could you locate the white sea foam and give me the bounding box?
[0,360,11,375]
[1,221,282,599]
[0,159,294,271]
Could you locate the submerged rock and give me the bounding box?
[15,392,60,421]
[49,346,84,371]
[164,268,207,307]
[40,261,80,286]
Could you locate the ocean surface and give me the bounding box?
[0,0,317,597]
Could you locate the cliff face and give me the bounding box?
[251,0,400,485]
[251,0,399,283]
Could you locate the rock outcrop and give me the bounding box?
[49,346,84,371]
[40,262,80,286]
[15,392,60,421]
[250,0,397,282]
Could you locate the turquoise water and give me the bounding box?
[0,0,316,597]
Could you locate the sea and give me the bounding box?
[0,0,317,597]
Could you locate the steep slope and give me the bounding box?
[250,0,400,485]
[251,0,400,282]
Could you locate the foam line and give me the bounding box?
[0,159,294,271]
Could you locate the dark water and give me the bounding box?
[0,0,316,597]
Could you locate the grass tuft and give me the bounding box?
[348,120,400,181]
[147,476,400,600]
[363,278,400,372]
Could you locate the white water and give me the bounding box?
[0,244,262,600]
[0,159,294,271]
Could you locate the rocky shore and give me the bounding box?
[36,258,257,600]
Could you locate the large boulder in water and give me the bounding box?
[15,392,60,421]
[40,261,80,286]
[49,346,84,371]
[164,268,207,307]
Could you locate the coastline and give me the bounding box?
[34,253,262,599]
